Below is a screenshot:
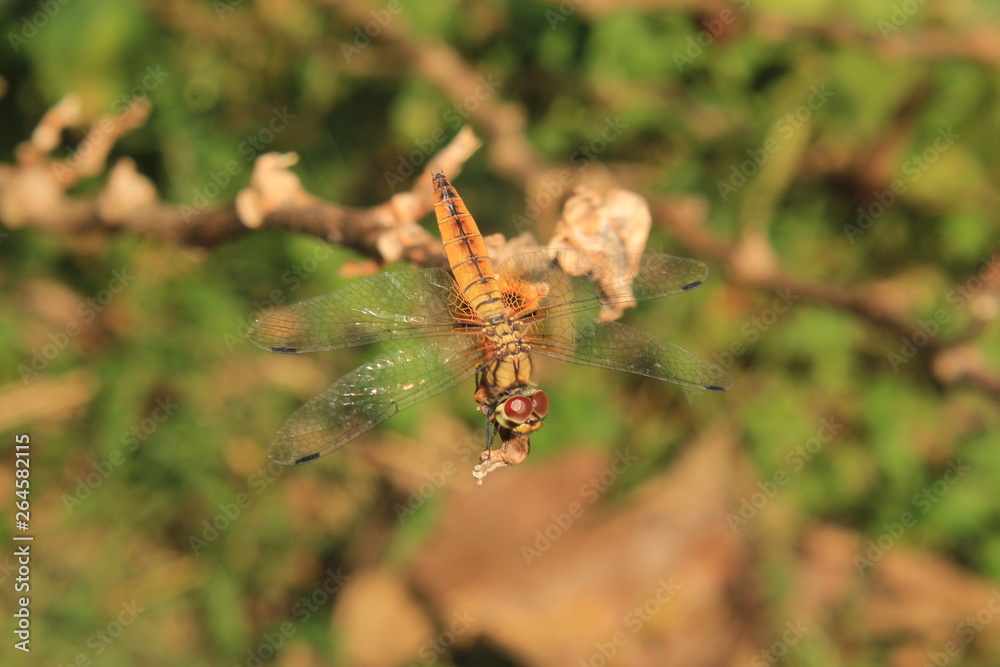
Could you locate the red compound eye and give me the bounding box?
[502,396,532,423]
[531,390,549,418]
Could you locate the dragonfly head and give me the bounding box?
[494,389,549,433]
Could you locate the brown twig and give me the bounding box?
[654,197,1000,400]
[321,0,552,190]
[3,92,997,404]
[0,98,483,264]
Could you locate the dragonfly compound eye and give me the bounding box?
[531,390,549,418]
[500,395,533,426]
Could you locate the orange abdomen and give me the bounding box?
[432,173,504,320]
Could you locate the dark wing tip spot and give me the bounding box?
[295,453,321,465]
[705,384,729,392]
[270,346,299,354]
[682,280,703,291]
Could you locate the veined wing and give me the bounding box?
[247,269,473,353]
[528,319,733,392]
[268,336,488,465]
[497,249,709,322]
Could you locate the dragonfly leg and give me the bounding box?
[482,417,499,455]
[472,429,530,486]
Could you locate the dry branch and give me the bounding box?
[0,101,482,263]
[2,93,997,403]
[654,197,1000,399]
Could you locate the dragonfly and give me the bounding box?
[248,173,733,483]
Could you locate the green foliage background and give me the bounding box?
[1,0,999,665]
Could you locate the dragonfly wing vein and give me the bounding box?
[529,319,733,392]
[247,268,467,353]
[497,249,709,320]
[269,337,489,465]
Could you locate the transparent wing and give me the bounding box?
[497,249,709,321]
[528,319,733,392]
[247,268,471,353]
[268,336,488,465]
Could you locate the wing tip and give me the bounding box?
[681,280,703,291]
[705,374,734,391]
[267,451,321,466]
[245,321,301,354]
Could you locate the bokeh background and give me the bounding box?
[3,0,1000,665]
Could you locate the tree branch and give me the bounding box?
[0,99,482,265]
[3,92,996,403]
[654,197,1000,400]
